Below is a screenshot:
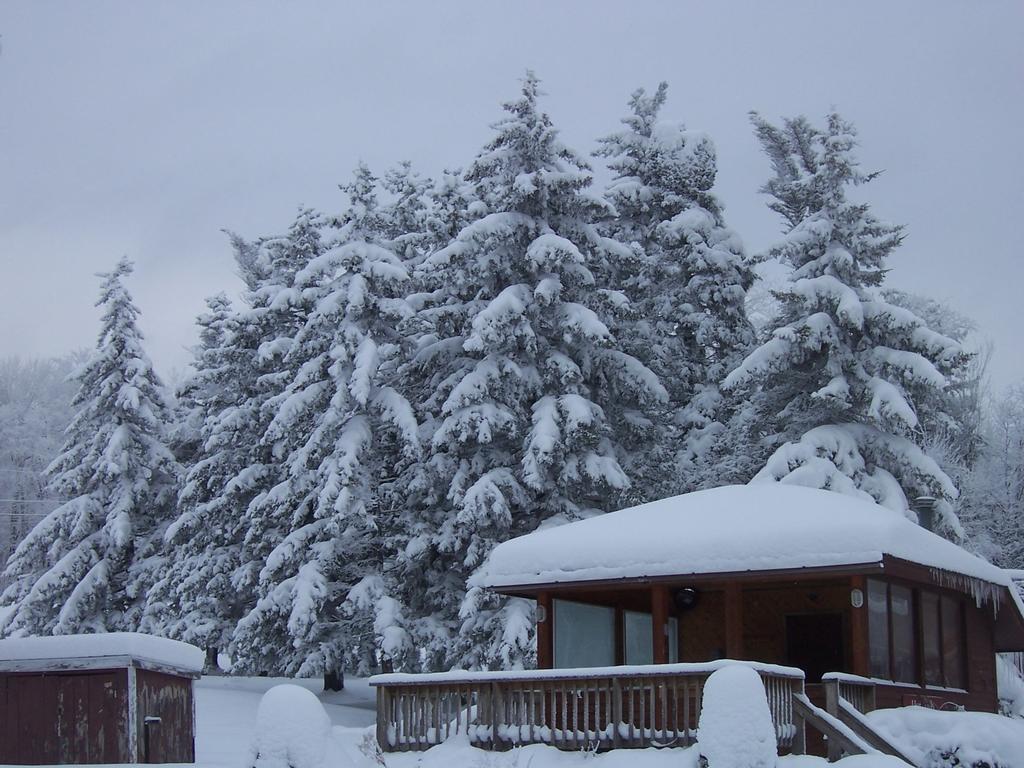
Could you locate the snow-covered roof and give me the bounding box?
[475,485,1017,593]
[0,631,205,674]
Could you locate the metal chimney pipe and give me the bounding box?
[912,496,937,532]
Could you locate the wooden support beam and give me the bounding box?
[725,582,743,659]
[651,585,670,664]
[849,575,870,677]
[536,592,553,669]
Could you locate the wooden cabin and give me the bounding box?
[0,632,204,765]
[476,484,1024,712]
[371,484,1024,756]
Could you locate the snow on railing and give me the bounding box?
[370,661,805,753]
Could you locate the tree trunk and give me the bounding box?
[324,668,345,691]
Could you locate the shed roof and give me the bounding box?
[474,484,1017,594]
[0,631,204,675]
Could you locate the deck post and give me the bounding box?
[376,686,390,751]
[792,707,807,755]
[491,682,503,750]
[537,591,553,669]
[611,677,622,748]
[823,679,842,761]
[725,582,743,659]
[652,585,670,665]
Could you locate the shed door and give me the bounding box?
[786,613,844,682]
[136,669,195,763]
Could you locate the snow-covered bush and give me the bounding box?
[697,665,776,768]
[249,684,352,768]
[867,706,1024,768]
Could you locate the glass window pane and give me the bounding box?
[624,610,653,665]
[890,584,917,683]
[668,617,679,664]
[554,600,615,668]
[868,579,890,678]
[941,596,965,689]
[921,592,942,685]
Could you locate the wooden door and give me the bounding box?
[786,613,845,682]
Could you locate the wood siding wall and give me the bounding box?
[678,590,726,661]
[742,584,851,667]
[135,669,196,763]
[0,669,131,765]
[676,582,850,666]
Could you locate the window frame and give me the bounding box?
[865,577,967,690]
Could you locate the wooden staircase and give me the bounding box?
[792,676,918,766]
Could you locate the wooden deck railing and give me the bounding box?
[370,661,805,753]
[822,672,876,715]
[817,673,917,764]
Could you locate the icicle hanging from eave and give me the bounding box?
[928,567,1003,617]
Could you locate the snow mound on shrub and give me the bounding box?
[697,665,777,768]
[249,684,353,768]
[867,706,1024,768]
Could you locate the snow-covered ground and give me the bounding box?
[195,676,377,768]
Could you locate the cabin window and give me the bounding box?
[890,584,917,682]
[867,579,918,682]
[941,595,965,688]
[867,579,967,688]
[921,591,942,685]
[624,610,653,665]
[553,599,614,668]
[868,579,890,678]
[623,611,679,665]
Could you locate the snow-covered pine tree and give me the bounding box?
[423,169,477,254]
[141,293,245,658]
[402,73,666,669]
[147,213,326,661]
[165,294,234,469]
[881,289,986,474]
[595,83,755,497]
[958,384,1024,567]
[722,113,966,534]
[216,210,330,664]
[230,169,419,677]
[380,160,433,270]
[0,258,178,636]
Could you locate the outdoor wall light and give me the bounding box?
[673,587,699,611]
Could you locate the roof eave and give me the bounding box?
[486,560,887,597]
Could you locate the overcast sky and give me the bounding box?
[1,1,1021,388]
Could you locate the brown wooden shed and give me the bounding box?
[0,632,204,765]
[475,484,1024,714]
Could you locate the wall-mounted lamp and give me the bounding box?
[673,587,699,611]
